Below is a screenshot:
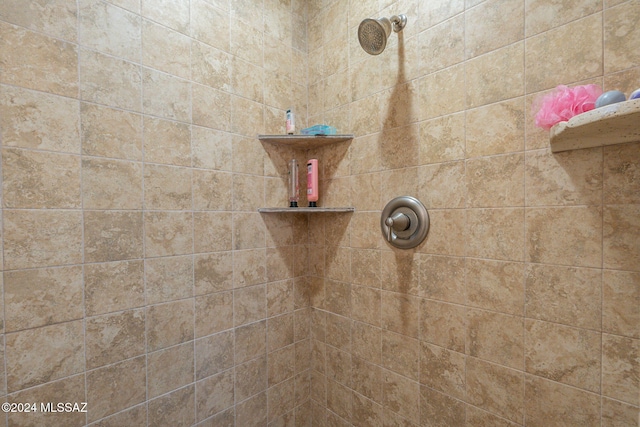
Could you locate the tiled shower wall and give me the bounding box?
[0,0,313,426]
[305,0,639,426]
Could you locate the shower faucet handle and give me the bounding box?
[385,212,410,242]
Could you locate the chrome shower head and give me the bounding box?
[358,14,407,55]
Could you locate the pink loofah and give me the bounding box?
[534,84,603,130]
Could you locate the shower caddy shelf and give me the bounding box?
[257,134,356,213]
[550,98,640,152]
[258,134,354,149]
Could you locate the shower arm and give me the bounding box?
[390,15,407,32]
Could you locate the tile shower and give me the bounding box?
[0,0,638,426]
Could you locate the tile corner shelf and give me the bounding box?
[258,134,354,149]
[550,98,640,153]
[258,207,355,214]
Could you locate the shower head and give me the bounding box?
[358,14,407,55]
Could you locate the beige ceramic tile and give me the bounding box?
[194,252,234,295]
[602,333,640,406]
[192,83,231,131]
[604,1,640,74]
[235,320,267,364]
[466,308,524,369]
[86,356,146,422]
[268,377,296,422]
[524,375,600,427]
[6,320,84,392]
[466,258,524,316]
[268,345,296,385]
[196,369,234,421]
[381,291,420,338]
[235,356,267,402]
[106,0,141,13]
[232,134,264,175]
[1,85,81,153]
[194,212,233,253]
[236,392,268,427]
[525,14,602,93]
[0,22,78,97]
[382,330,420,381]
[145,255,193,304]
[351,284,381,326]
[525,319,601,392]
[268,313,295,353]
[4,266,83,332]
[234,284,266,327]
[525,264,601,329]
[82,157,143,209]
[465,98,525,158]
[417,0,464,31]
[323,278,351,316]
[85,260,145,316]
[196,331,234,380]
[3,148,81,208]
[466,357,524,424]
[352,321,382,365]
[148,385,195,427]
[420,299,466,352]
[81,102,142,160]
[419,113,465,165]
[417,254,465,303]
[526,206,602,267]
[420,386,465,427]
[465,0,524,59]
[604,142,640,204]
[233,174,264,211]
[326,378,351,420]
[466,153,525,208]
[85,309,145,369]
[6,375,86,427]
[4,209,83,270]
[420,343,466,400]
[78,0,141,63]
[418,64,466,120]
[230,55,263,102]
[146,299,194,352]
[525,0,601,36]
[231,19,263,66]
[191,126,232,171]
[466,208,524,261]
[142,68,190,122]
[604,65,640,95]
[0,0,77,42]
[80,49,142,112]
[84,210,144,262]
[143,116,191,166]
[417,161,466,209]
[419,15,464,75]
[142,0,190,34]
[465,405,521,426]
[525,147,603,206]
[419,209,466,256]
[195,291,233,337]
[143,164,192,210]
[466,42,524,109]
[382,369,420,424]
[601,397,640,427]
[147,343,194,399]
[603,269,640,338]
[231,95,264,137]
[233,248,267,289]
[144,211,193,257]
[192,39,232,92]
[604,204,640,271]
[193,169,233,210]
[142,19,190,79]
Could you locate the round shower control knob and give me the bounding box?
[381,196,429,249]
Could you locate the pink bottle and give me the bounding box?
[307,159,318,207]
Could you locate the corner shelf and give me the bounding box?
[258,207,355,213]
[258,134,354,150]
[550,98,640,153]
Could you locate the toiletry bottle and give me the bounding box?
[307,159,318,207]
[288,159,299,207]
[286,109,295,134]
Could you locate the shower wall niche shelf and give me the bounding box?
[550,98,640,153]
[258,134,354,149]
[258,207,355,213]
[257,133,355,213]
